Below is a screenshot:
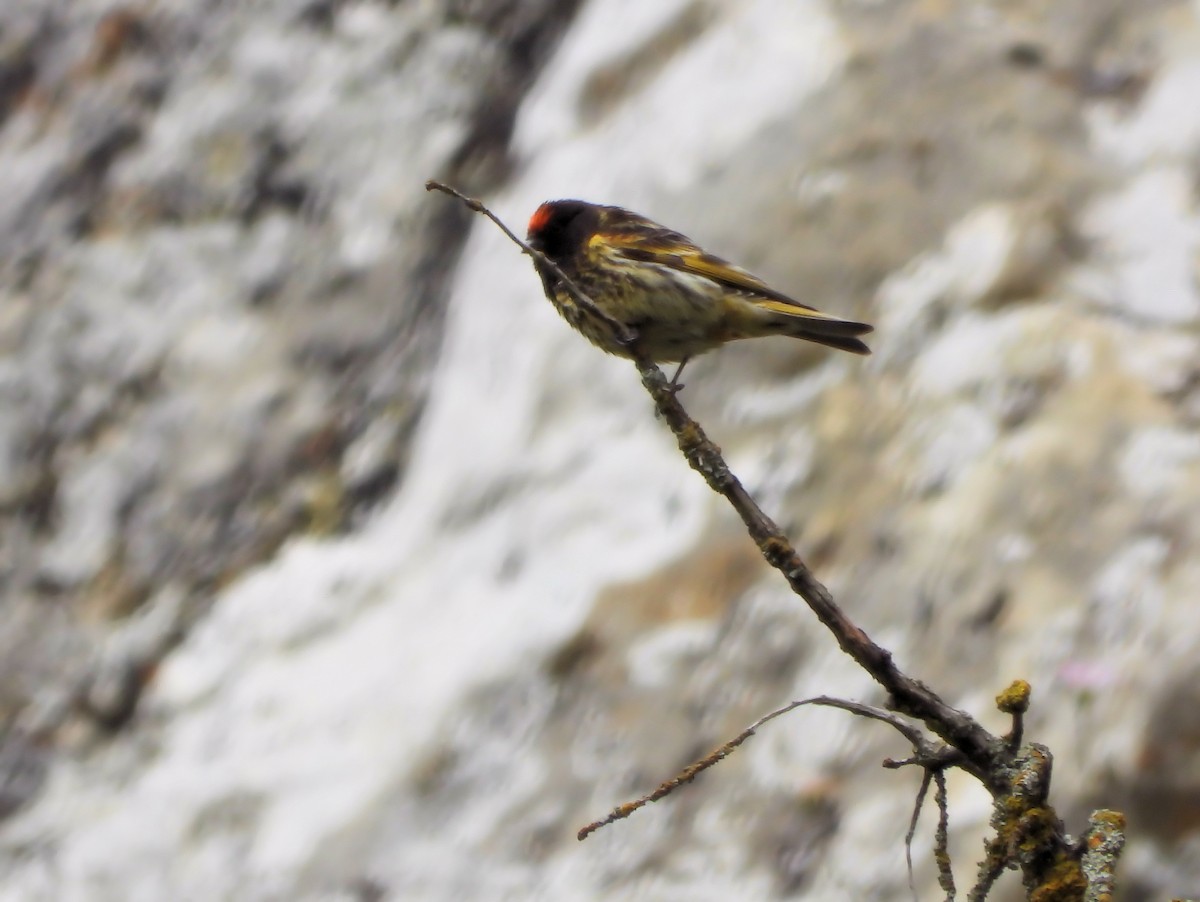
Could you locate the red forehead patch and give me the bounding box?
[528,202,555,236]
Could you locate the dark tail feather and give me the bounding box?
[785,317,874,355]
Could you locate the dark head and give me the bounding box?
[527,200,600,262]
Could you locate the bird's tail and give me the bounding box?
[756,300,874,355]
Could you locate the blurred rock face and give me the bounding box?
[1,0,1199,900]
[0,0,578,727]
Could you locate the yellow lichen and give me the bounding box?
[996,679,1032,714]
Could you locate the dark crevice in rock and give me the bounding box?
[444,0,587,185]
[0,0,589,803]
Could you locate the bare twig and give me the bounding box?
[576,695,948,841]
[575,692,970,898]
[799,697,931,749]
[905,769,933,902]
[576,699,810,840]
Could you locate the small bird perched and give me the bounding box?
[526,199,872,380]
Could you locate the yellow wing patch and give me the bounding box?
[595,225,818,311]
[753,299,845,321]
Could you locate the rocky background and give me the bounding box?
[0,0,1198,899]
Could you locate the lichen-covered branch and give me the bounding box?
[1081,811,1126,902]
[934,769,956,899]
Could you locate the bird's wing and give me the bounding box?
[593,211,819,312]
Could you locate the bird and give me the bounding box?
[525,199,872,383]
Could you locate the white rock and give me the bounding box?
[1080,167,1200,325]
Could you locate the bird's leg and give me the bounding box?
[667,357,690,392]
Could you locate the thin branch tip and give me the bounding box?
[426,179,636,346]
